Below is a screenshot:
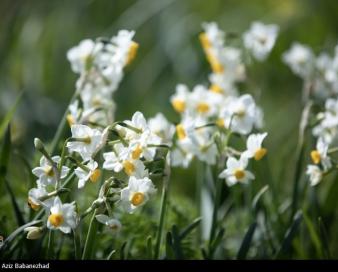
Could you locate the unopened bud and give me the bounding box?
[34,138,45,152]
[24,226,43,240]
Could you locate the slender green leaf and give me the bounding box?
[154,181,169,259]
[4,178,26,226]
[146,236,153,259]
[120,241,127,260]
[237,222,257,260]
[46,230,55,259]
[0,124,11,178]
[209,227,225,258]
[165,232,175,260]
[171,225,183,259]
[81,209,98,259]
[1,126,25,226]
[106,249,116,260]
[179,217,201,240]
[303,210,322,258]
[252,185,269,212]
[0,92,23,141]
[276,211,303,258]
[318,217,331,259]
[201,247,209,260]
[72,229,80,260]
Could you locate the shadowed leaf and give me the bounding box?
[237,222,257,260]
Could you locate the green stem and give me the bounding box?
[50,89,80,156]
[291,100,312,220]
[46,230,54,259]
[208,132,230,256]
[82,209,98,259]
[154,167,170,259]
[196,161,204,244]
[208,173,223,255]
[73,229,79,260]
[58,137,72,174]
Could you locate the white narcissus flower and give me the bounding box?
[218,47,246,82]
[306,165,323,186]
[67,124,105,161]
[187,128,218,165]
[219,155,255,186]
[194,140,218,165]
[200,22,225,74]
[310,137,332,171]
[220,94,258,135]
[189,85,221,118]
[208,73,239,97]
[243,132,268,161]
[95,214,122,232]
[313,98,338,144]
[121,159,149,178]
[148,113,175,145]
[32,156,69,186]
[282,42,314,78]
[103,144,149,178]
[200,22,225,50]
[28,182,54,211]
[47,197,77,234]
[170,84,190,114]
[120,176,157,213]
[67,39,95,74]
[103,143,127,172]
[128,134,160,162]
[74,160,101,189]
[170,148,194,168]
[111,30,138,66]
[122,111,149,141]
[66,100,81,126]
[243,21,279,61]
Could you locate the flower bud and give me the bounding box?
[24,226,43,240]
[34,138,45,152]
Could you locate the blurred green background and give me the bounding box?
[1,0,338,258]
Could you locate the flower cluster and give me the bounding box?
[27,30,169,236]
[283,42,338,185]
[283,43,338,99]
[66,30,139,127]
[168,22,276,185]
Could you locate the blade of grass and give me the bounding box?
[81,209,98,260]
[171,225,183,259]
[209,227,225,258]
[179,217,201,240]
[165,232,175,260]
[0,92,23,141]
[237,222,257,260]
[154,167,170,259]
[4,178,26,226]
[72,229,80,260]
[318,217,331,259]
[276,210,303,258]
[120,241,127,260]
[46,230,55,259]
[303,210,322,258]
[106,249,116,260]
[0,126,25,226]
[252,185,269,213]
[146,236,153,259]
[291,100,312,219]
